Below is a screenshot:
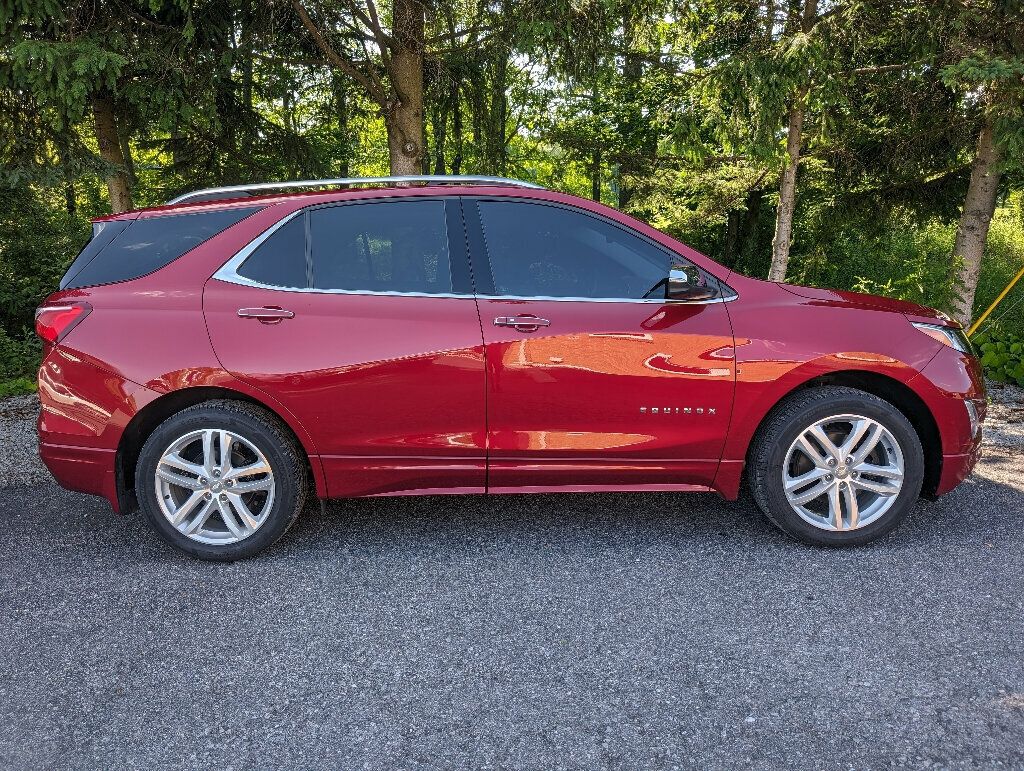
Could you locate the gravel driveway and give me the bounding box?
[1,387,1022,769]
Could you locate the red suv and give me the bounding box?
[36,176,985,560]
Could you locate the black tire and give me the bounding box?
[748,386,924,546]
[135,400,308,560]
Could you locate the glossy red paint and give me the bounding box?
[37,184,985,513]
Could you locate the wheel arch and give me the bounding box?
[116,385,324,512]
[742,369,942,498]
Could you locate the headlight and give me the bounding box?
[912,322,974,355]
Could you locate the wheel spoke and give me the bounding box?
[217,497,247,539]
[160,452,205,478]
[182,497,217,535]
[841,483,860,529]
[156,466,204,491]
[230,476,273,494]
[795,434,830,468]
[201,429,216,475]
[851,423,884,465]
[218,430,234,475]
[853,476,900,496]
[827,484,843,530]
[785,467,828,493]
[809,425,841,461]
[168,490,205,526]
[224,460,271,481]
[789,479,832,507]
[227,492,261,530]
[854,462,903,481]
[839,418,870,458]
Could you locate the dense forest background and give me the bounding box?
[2,0,1024,394]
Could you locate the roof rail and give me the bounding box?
[166,175,545,205]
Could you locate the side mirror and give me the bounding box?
[667,264,716,302]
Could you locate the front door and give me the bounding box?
[465,198,736,492]
[204,197,486,497]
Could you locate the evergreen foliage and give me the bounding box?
[1,0,1023,394]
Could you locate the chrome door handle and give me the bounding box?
[493,315,550,332]
[237,307,295,323]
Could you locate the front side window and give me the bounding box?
[309,200,453,294]
[477,200,686,300]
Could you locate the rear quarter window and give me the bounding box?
[61,207,262,289]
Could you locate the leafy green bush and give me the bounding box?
[0,377,36,398]
[973,328,1024,386]
[0,326,40,381]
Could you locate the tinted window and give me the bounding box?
[478,201,676,299]
[310,200,453,294]
[237,214,307,288]
[60,219,131,289]
[63,207,261,289]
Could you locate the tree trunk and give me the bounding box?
[739,188,764,274]
[591,148,602,203]
[432,97,448,174]
[450,75,464,174]
[768,100,805,281]
[92,91,133,213]
[386,0,425,176]
[723,209,742,268]
[490,54,508,174]
[951,115,1004,325]
[767,0,816,282]
[333,74,351,177]
[619,9,643,209]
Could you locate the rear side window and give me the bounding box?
[236,215,307,288]
[61,207,261,289]
[60,220,131,289]
[309,200,454,294]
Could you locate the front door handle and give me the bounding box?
[237,306,295,323]
[494,315,550,332]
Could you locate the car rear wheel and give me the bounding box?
[135,400,308,560]
[748,386,925,546]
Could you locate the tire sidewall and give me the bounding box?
[136,406,302,560]
[758,393,925,546]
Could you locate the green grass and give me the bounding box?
[0,377,37,398]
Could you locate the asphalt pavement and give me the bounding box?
[1,392,1023,769]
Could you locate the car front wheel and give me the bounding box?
[135,400,308,560]
[748,386,925,546]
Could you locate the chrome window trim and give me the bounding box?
[214,208,739,305]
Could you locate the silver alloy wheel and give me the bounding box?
[154,428,275,545]
[782,413,905,532]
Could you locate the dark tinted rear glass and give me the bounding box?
[236,214,308,288]
[62,207,261,289]
[60,220,131,289]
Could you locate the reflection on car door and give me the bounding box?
[465,197,736,492]
[204,198,487,497]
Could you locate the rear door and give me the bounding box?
[466,197,736,492]
[204,197,487,497]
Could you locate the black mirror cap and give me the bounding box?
[667,264,717,302]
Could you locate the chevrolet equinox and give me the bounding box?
[35,176,985,560]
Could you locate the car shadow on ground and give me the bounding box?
[2,467,1021,568]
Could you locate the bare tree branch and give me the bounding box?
[291,0,389,106]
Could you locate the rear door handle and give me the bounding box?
[237,306,295,323]
[493,315,550,332]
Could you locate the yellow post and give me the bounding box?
[967,262,1024,337]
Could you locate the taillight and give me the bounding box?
[35,302,92,344]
